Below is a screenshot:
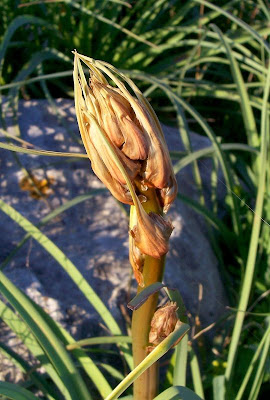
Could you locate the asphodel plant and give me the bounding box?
[73,51,178,400]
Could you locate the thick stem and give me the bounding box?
[131,188,165,400]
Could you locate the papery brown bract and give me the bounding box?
[74,65,133,205]
[159,175,178,213]
[87,137,133,205]
[127,101,173,190]
[92,79,149,161]
[130,206,173,259]
[148,302,180,351]
[129,235,145,287]
[87,121,140,185]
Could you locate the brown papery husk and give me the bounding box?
[148,302,179,348]
[129,234,145,287]
[159,174,178,213]
[88,122,140,185]
[84,125,133,205]
[130,101,172,189]
[130,209,173,259]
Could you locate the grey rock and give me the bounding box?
[0,99,228,353]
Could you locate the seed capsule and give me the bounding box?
[73,51,178,284]
[148,302,180,351]
[130,207,173,259]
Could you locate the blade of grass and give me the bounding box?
[8,49,71,100]
[26,295,113,398]
[173,334,188,386]
[98,363,125,381]
[0,342,57,400]
[0,381,40,400]
[211,25,259,147]
[127,282,166,310]
[0,199,132,369]
[0,141,88,158]
[154,386,203,400]
[224,47,270,388]
[169,93,205,205]
[194,0,270,54]
[37,63,80,144]
[177,194,232,243]
[258,0,270,21]
[173,143,258,174]
[247,321,270,400]
[0,129,34,147]
[213,375,225,400]
[104,323,190,400]
[0,272,92,400]
[235,324,270,399]
[67,336,132,350]
[0,70,73,91]
[0,190,106,271]
[5,49,71,135]
[0,300,68,399]
[180,85,269,113]
[63,0,157,49]
[166,285,191,389]
[189,346,205,399]
[164,350,175,387]
[130,0,172,35]
[0,15,48,76]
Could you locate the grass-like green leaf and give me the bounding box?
[127,282,166,310]
[154,385,203,400]
[211,25,259,147]
[236,323,270,399]
[0,273,92,400]
[0,199,133,368]
[67,336,132,350]
[224,51,270,387]
[98,362,125,381]
[213,375,225,400]
[8,49,71,99]
[0,15,48,75]
[0,190,106,271]
[0,300,68,399]
[0,70,73,91]
[0,341,57,400]
[0,381,40,400]
[64,0,157,49]
[173,143,258,175]
[189,346,204,399]
[247,321,270,400]
[0,141,88,158]
[177,193,232,243]
[26,295,113,398]
[104,322,190,400]
[173,334,188,387]
[165,287,187,324]
[194,0,270,54]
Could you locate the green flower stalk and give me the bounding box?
[73,51,178,399]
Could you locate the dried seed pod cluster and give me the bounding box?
[73,52,177,286]
[148,301,181,352]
